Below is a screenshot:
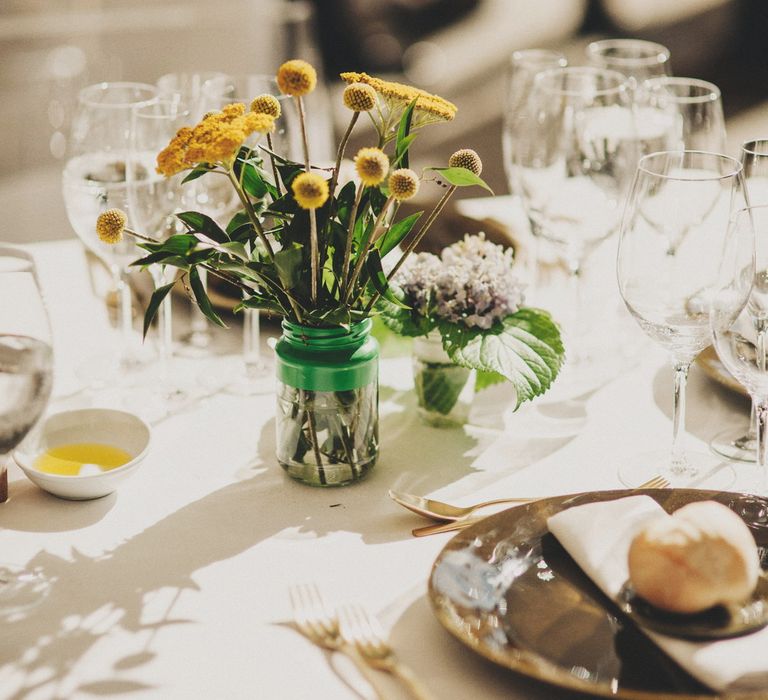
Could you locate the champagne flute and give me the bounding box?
[711,206,768,516]
[512,67,636,387]
[0,249,54,610]
[127,99,191,400]
[639,77,726,153]
[617,150,747,487]
[62,82,158,378]
[500,49,566,291]
[586,38,671,87]
[711,140,768,461]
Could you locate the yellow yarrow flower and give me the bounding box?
[388,169,420,201]
[292,172,329,209]
[250,94,282,119]
[448,148,483,176]
[343,83,377,112]
[354,147,389,187]
[155,104,275,176]
[277,60,317,97]
[96,209,127,244]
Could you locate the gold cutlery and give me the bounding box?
[289,583,384,700]
[408,475,671,537]
[339,603,433,700]
[388,488,533,523]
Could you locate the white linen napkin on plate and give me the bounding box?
[547,495,768,693]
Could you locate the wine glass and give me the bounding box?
[711,206,768,511]
[127,99,191,403]
[710,140,768,461]
[638,77,726,153]
[512,67,637,387]
[617,150,747,487]
[0,249,54,610]
[500,49,567,291]
[586,38,671,88]
[62,82,158,379]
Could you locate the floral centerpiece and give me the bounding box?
[381,233,564,425]
[95,59,491,486]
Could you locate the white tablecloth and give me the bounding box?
[0,239,755,700]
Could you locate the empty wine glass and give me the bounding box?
[500,49,566,291]
[512,67,637,388]
[62,82,158,379]
[639,77,726,153]
[711,206,768,506]
[0,249,54,610]
[586,38,671,87]
[618,150,747,487]
[711,141,768,461]
[156,71,229,119]
[127,99,191,402]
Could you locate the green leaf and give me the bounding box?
[365,249,409,308]
[226,210,250,235]
[176,211,229,243]
[474,370,506,392]
[440,308,564,409]
[376,212,422,257]
[377,294,436,337]
[428,167,493,194]
[181,166,214,184]
[234,159,268,199]
[142,281,176,340]
[395,99,416,169]
[189,267,227,328]
[392,134,416,168]
[274,244,304,289]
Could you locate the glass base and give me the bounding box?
[710,426,756,463]
[0,564,51,618]
[728,494,768,530]
[618,449,735,489]
[280,457,375,487]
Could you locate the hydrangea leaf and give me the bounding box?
[377,295,436,337]
[474,370,506,393]
[440,308,564,409]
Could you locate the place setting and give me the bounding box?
[4,9,768,699]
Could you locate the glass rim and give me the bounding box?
[202,74,287,101]
[510,48,567,68]
[586,38,671,66]
[132,99,191,120]
[643,76,721,103]
[78,82,158,109]
[742,139,768,157]
[534,66,629,97]
[730,203,768,222]
[637,150,743,181]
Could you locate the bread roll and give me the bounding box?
[628,500,760,614]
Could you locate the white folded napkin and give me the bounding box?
[547,495,768,693]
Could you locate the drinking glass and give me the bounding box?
[711,206,768,503]
[0,249,54,609]
[617,150,747,487]
[512,67,636,384]
[711,141,768,461]
[500,49,566,291]
[156,72,229,119]
[127,99,191,399]
[586,38,671,87]
[638,77,726,153]
[62,82,158,377]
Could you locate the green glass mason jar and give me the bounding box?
[275,319,379,486]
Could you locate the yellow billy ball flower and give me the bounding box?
[354,147,389,187]
[388,169,420,201]
[96,209,127,244]
[250,94,281,119]
[343,82,377,112]
[277,59,317,97]
[448,148,483,176]
[292,172,329,209]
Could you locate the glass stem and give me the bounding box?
[189,268,211,339]
[0,452,7,503]
[756,398,768,496]
[566,257,585,361]
[243,308,262,378]
[151,268,173,378]
[670,360,691,473]
[112,266,133,363]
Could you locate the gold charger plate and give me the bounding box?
[697,346,748,397]
[428,488,768,699]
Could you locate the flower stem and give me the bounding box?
[266,133,282,199]
[226,170,276,260]
[341,185,365,294]
[309,208,319,303]
[295,96,311,172]
[365,185,457,313]
[329,112,359,202]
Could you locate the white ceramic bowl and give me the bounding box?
[13,408,151,500]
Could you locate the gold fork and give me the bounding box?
[339,603,434,700]
[289,583,384,699]
[411,475,671,537]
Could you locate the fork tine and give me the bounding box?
[638,475,669,489]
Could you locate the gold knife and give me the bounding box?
[412,517,484,537]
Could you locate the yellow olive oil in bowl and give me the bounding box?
[33,443,133,476]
